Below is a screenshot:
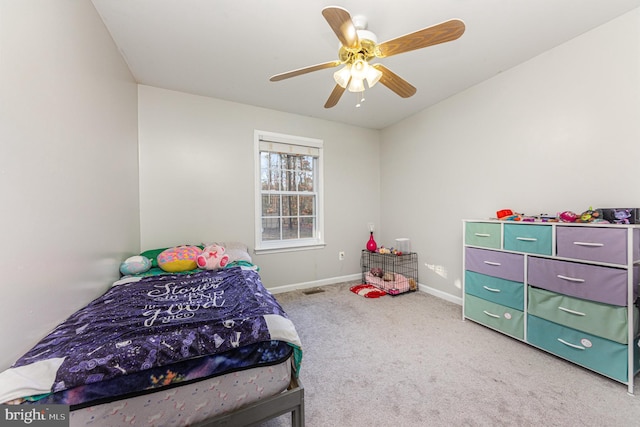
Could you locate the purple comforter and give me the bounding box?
[11,267,299,396]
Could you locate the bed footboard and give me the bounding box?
[195,376,304,427]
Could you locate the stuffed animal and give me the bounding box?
[370,267,383,278]
[614,209,632,224]
[196,244,229,270]
[120,255,151,275]
[158,245,202,272]
[559,211,578,222]
[576,207,606,223]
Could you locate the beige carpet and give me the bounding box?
[262,282,640,427]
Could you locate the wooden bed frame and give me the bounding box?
[197,376,304,427]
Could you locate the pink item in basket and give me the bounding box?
[365,272,411,293]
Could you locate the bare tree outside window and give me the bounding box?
[260,152,316,241]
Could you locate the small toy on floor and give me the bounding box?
[350,284,387,298]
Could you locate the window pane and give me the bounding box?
[262,194,280,216]
[299,195,314,215]
[300,217,314,238]
[283,168,295,191]
[261,153,281,191]
[282,217,299,240]
[270,152,281,166]
[262,217,281,241]
[297,170,312,191]
[281,195,298,216]
[299,155,313,171]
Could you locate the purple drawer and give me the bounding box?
[556,226,639,265]
[465,247,524,282]
[528,257,635,306]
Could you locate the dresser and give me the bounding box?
[462,220,640,394]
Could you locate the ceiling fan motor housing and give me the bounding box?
[339,32,377,64]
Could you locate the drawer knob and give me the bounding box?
[474,233,491,237]
[482,286,501,293]
[516,237,537,242]
[483,261,501,266]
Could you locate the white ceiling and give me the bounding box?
[91,0,640,130]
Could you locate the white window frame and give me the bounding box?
[254,130,325,254]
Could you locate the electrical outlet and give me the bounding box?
[338,251,345,261]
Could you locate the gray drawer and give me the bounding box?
[528,256,635,306]
[465,247,524,283]
[556,226,639,265]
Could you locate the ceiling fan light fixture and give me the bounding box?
[365,65,383,88]
[347,76,365,93]
[351,58,367,79]
[333,64,351,88]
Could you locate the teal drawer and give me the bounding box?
[503,223,552,255]
[527,315,637,382]
[528,287,637,344]
[465,222,501,249]
[465,271,524,311]
[464,294,524,339]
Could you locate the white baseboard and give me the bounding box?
[267,273,361,294]
[268,274,463,306]
[417,283,462,306]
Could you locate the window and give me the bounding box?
[254,130,324,253]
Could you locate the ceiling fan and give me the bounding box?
[269,6,465,108]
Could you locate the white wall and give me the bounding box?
[138,85,380,288]
[0,1,139,370]
[380,9,640,301]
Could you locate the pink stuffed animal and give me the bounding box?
[196,244,229,270]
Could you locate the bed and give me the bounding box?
[0,243,304,426]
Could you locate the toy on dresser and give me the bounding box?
[575,207,607,223]
[600,208,639,224]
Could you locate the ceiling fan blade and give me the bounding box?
[375,19,465,58]
[322,6,359,49]
[372,64,416,98]
[324,84,346,108]
[270,60,342,82]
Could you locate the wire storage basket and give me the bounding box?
[360,250,418,295]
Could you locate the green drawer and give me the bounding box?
[464,294,524,339]
[527,315,638,383]
[465,222,501,249]
[503,223,552,255]
[465,271,524,311]
[528,287,637,344]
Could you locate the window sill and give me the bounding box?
[254,242,326,255]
